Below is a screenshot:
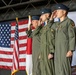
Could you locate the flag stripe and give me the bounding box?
[0,51,13,55]
[0,58,12,62]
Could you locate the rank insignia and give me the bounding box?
[51,29,54,32]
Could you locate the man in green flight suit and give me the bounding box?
[36,8,55,75]
[26,16,41,75]
[50,4,75,75]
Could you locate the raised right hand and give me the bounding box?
[49,10,57,20]
[38,18,43,26]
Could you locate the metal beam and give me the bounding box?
[0,0,76,21]
[0,0,45,10]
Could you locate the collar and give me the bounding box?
[60,16,68,23]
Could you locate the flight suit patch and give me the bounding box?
[71,23,75,28]
[51,29,54,32]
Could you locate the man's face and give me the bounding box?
[56,9,66,18]
[40,13,50,22]
[32,20,38,28]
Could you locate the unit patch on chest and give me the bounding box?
[51,29,54,32]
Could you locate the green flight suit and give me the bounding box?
[36,21,55,75]
[52,17,75,75]
[26,27,42,75]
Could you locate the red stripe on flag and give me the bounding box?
[19,36,27,40]
[18,20,28,25]
[0,66,12,70]
[19,28,27,32]
[19,43,27,47]
[11,30,15,33]
[19,66,26,70]
[0,51,13,55]
[19,50,27,54]
[19,58,26,62]
[0,58,12,62]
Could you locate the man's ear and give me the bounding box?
[63,10,66,15]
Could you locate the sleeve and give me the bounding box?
[48,19,54,24]
[49,29,55,54]
[26,29,32,38]
[33,25,42,36]
[50,35,55,54]
[68,21,75,51]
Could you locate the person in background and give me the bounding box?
[26,15,41,75]
[50,4,75,75]
[36,8,55,75]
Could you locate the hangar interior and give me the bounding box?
[0,0,76,75]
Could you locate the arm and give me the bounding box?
[66,20,75,57]
[68,21,75,51]
[33,25,42,36]
[48,28,55,59]
[26,29,32,38]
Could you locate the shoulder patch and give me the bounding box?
[71,23,75,27]
[71,24,75,27]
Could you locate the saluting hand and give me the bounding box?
[66,51,73,57]
[48,54,53,59]
[49,10,57,20]
[38,18,43,26]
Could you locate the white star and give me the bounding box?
[2,34,4,36]
[6,24,7,26]
[4,37,6,39]
[5,29,7,31]
[7,32,9,33]
[7,27,9,29]
[0,36,2,39]
[6,34,7,36]
[1,27,2,29]
[4,32,6,34]
[1,41,2,43]
[4,41,5,43]
[2,43,4,45]
[7,36,9,38]
[5,39,7,41]
[9,44,10,46]
[7,41,9,43]
[2,24,4,27]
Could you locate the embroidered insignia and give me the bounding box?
[71,23,75,27]
[51,29,54,32]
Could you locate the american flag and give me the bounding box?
[0,20,28,70]
[11,18,19,75]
